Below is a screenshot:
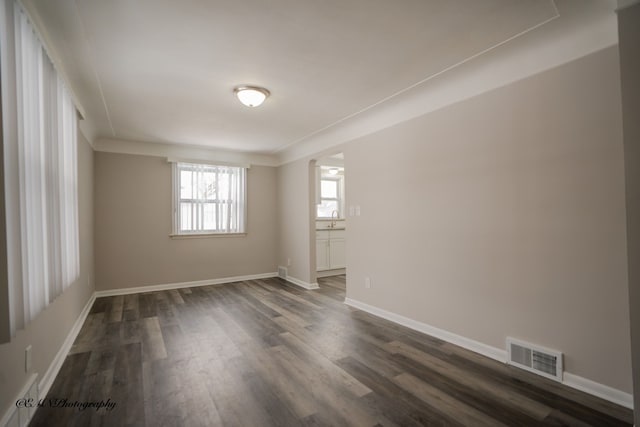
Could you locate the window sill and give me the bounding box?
[169,232,247,239]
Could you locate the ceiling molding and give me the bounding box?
[93,138,279,167]
[276,1,619,166]
[78,120,97,149]
[273,0,559,155]
[616,0,640,11]
[89,3,618,170]
[71,0,116,138]
[29,0,564,155]
[26,0,619,167]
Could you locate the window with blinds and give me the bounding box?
[173,162,247,234]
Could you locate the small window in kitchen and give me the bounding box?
[317,167,344,218]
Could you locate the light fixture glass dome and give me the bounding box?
[234,86,270,107]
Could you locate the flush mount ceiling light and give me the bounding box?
[234,86,270,107]
[328,168,339,175]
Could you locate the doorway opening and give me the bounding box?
[311,153,346,290]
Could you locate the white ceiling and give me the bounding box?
[23,0,575,157]
[23,0,615,163]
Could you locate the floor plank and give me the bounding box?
[30,275,634,426]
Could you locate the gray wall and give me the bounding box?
[618,2,640,421]
[94,152,278,290]
[0,132,95,417]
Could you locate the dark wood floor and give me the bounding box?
[31,275,633,426]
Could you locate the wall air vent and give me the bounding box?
[506,337,563,382]
[278,266,287,279]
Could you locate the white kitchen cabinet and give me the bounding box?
[316,237,330,270]
[329,237,346,269]
[316,229,345,271]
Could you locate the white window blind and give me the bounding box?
[0,1,80,333]
[173,162,246,234]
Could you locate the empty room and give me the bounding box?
[1,0,639,426]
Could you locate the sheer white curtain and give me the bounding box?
[1,1,79,333]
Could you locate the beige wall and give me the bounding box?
[277,46,632,394]
[0,132,95,417]
[94,152,277,290]
[276,159,314,283]
[341,46,631,393]
[618,2,640,420]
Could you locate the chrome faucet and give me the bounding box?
[330,210,338,228]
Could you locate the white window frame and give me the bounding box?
[317,176,344,219]
[171,161,248,236]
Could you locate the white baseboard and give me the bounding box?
[1,292,95,427]
[3,271,291,426]
[344,297,506,362]
[38,293,96,400]
[316,268,346,278]
[94,272,278,297]
[564,372,634,409]
[0,373,38,427]
[283,275,319,290]
[344,297,634,410]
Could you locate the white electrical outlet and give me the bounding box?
[287,258,291,267]
[365,277,371,289]
[355,205,361,216]
[25,345,32,372]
